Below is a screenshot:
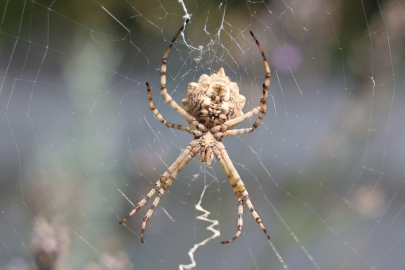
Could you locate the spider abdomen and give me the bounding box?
[181,68,246,129]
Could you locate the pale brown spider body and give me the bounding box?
[182,68,247,165]
[198,131,215,166]
[181,68,246,129]
[119,20,271,244]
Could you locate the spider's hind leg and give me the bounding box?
[216,142,270,240]
[213,146,244,244]
[119,141,198,225]
[140,141,201,243]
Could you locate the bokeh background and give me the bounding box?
[1,0,405,269]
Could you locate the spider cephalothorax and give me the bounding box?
[120,20,271,244]
[182,68,246,129]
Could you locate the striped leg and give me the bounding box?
[159,20,207,132]
[119,140,199,225]
[211,31,270,134]
[141,143,201,243]
[216,142,270,240]
[222,84,268,136]
[213,146,244,244]
[146,82,202,137]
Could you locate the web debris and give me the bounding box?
[178,169,220,270]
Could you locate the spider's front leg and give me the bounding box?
[211,31,270,135]
[215,141,270,240]
[158,20,206,133]
[222,83,268,137]
[146,82,202,137]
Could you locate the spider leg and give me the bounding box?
[213,146,244,244]
[119,140,199,225]
[246,31,270,129]
[220,85,268,137]
[160,20,207,132]
[211,32,270,134]
[141,142,201,243]
[146,82,202,137]
[215,142,270,240]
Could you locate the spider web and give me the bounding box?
[1,0,405,269]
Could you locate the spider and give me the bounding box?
[119,19,271,244]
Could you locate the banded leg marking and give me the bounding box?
[244,31,270,131]
[141,143,201,243]
[147,82,190,132]
[146,82,203,136]
[211,106,261,134]
[119,141,198,225]
[210,32,270,134]
[159,19,200,128]
[216,142,270,240]
[213,146,244,244]
[223,83,268,136]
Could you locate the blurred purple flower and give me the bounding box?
[271,43,302,73]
